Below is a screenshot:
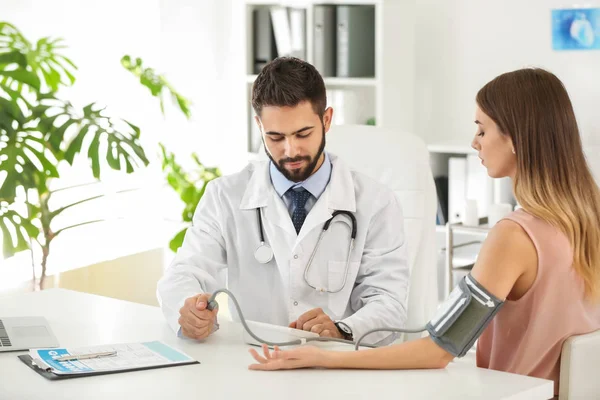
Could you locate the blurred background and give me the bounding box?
[1,0,599,306]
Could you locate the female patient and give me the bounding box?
[247,68,600,395]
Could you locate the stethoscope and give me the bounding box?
[254,209,357,293]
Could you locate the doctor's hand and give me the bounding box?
[178,293,218,340]
[289,308,343,339]
[248,344,327,371]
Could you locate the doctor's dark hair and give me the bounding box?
[251,57,327,119]
[476,68,600,301]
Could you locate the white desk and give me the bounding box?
[0,289,554,400]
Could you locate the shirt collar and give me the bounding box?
[269,152,332,199]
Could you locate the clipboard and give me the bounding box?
[18,341,200,380]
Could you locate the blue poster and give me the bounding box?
[552,8,600,50]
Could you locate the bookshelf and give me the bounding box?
[242,0,416,153]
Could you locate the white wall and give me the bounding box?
[158,0,248,174]
[415,0,600,147]
[1,0,163,141]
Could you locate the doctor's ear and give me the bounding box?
[322,107,334,133]
[254,116,263,134]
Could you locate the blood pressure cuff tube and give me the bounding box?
[426,274,504,358]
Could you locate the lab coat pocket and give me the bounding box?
[327,260,360,318]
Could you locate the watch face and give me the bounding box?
[336,322,351,334]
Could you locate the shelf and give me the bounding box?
[324,77,377,86]
[245,0,381,5]
[449,242,481,269]
[435,224,490,236]
[246,74,377,87]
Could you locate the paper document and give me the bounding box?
[29,341,195,375]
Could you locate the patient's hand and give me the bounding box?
[248,344,325,371]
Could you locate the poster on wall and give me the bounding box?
[552,8,600,50]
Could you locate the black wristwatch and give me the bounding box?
[334,321,353,341]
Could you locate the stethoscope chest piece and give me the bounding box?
[254,243,274,264]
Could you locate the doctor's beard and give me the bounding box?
[266,124,326,183]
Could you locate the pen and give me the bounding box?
[54,351,117,362]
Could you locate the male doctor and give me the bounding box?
[157,57,410,345]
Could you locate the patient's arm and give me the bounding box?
[248,219,538,371]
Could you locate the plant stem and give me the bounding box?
[25,191,36,291]
[40,244,49,290]
[38,189,51,291]
[53,219,104,237]
[49,181,99,194]
[51,188,140,218]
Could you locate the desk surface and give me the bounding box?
[0,289,554,400]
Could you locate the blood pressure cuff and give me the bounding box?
[426,274,504,357]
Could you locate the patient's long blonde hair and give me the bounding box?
[477,68,600,301]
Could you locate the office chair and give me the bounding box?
[559,329,600,399]
[326,124,438,340]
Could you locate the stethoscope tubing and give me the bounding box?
[255,208,357,293]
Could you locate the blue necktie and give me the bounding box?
[289,187,311,234]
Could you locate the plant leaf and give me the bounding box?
[121,55,192,119]
[0,209,35,258]
[48,118,77,152]
[87,132,101,179]
[0,50,27,68]
[0,95,25,122]
[169,228,187,252]
[63,124,89,164]
[0,69,41,91]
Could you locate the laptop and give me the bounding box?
[0,317,59,352]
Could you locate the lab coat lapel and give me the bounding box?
[326,155,356,213]
[296,154,356,244]
[239,160,296,237]
[239,160,271,210]
[296,195,332,245]
[265,192,297,237]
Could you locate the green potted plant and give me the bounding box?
[0,22,149,289]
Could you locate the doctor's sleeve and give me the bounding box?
[156,180,228,334]
[341,193,410,345]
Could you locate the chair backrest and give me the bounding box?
[559,329,600,399]
[326,124,438,338]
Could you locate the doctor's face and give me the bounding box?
[257,101,333,182]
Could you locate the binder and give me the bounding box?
[448,157,467,223]
[253,7,277,74]
[289,8,306,60]
[336,5,375,77]
[434,176,449,225]
[313,5,336,77]
[19,340,199,380]
[270,6,293,57]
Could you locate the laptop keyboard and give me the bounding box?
[0,319,12,347]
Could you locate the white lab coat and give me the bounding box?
[157,154,410,344]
